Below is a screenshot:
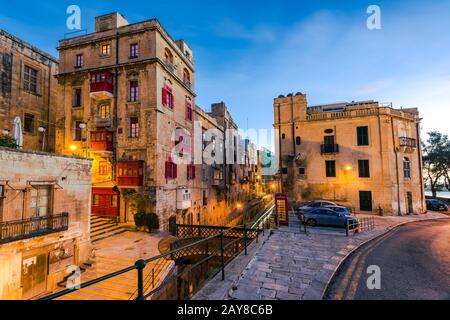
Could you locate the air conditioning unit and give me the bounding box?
[177,188,192,210]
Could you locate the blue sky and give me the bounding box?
[2,0,450,140]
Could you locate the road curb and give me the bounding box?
[320,216,450,300]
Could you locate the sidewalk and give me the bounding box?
[195,211,449,300]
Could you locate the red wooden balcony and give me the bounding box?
[117,161,144,187]
[90,131,113,152]
[90,70,114,100]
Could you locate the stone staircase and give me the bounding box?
[90,215,127,243]
[56,253,173,300]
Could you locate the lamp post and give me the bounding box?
[78,123,89,158]
[38,127,46,151]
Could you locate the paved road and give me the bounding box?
[325,219,450,300]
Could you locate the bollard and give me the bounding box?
[243,224,247,255]
[346,220,349,237]
[135,259,146,300]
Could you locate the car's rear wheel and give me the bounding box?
[307,219,317,227]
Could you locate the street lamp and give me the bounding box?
[78,123,89,158]
[38,127,46,151]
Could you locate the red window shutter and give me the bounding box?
[173,163,177,178]
[165,161,170,178]
[192,165,196,179]
[162,88,168,106]
[171,93,175,109]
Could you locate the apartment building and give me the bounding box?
[0,147,92,300]
[0,29,58,151]
[55,13,260,230]
[274,93,426,215]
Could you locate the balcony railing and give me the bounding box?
[183,79,192,89]
[164,61,176,74]
[321,144,340,154]
[94,116,112,127]
[0,213,69,244]
[399,137,417,148]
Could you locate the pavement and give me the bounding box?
[325,219,450,300]
[194,210,449,300]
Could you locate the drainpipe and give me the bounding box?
[390,118,402,216]
[377,110,386,215]
[416,121,425,213]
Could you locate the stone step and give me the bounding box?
[91,230,127,243]
[91,224,122,237]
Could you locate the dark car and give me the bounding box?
[300,208,359,228]
[426,199,449,211]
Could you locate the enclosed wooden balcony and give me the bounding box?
[90,131,113,152]
[90,70,114,100]
[399,137,417,148]
[117,161,144,187]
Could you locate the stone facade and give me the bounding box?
[0,29,58,152]
[0,147,92,299]
[55,12,260,230]
[274,93,426,215]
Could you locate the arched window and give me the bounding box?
[296,136,301,145]
[403,157,411,178]
[183,69,190,83]
[164,48,173,65]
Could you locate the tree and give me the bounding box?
[422,131,450,198]
[0,135,18,149]
[134,212,160,233]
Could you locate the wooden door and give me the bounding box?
[21,253,48,299]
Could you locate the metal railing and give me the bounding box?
[346,216,375,236]
[0,213,69,244]
[399,137,417,148]
[321,144,340,154]
[40,221,266,301]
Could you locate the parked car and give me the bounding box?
[300,208,359,228]
[297,200,338,213]
[323,205,352,215]
[426,199,449,211]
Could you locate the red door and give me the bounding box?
[92,188,119,217]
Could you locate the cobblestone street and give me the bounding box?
[195,211,449,300]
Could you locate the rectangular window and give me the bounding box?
[74,121,83,141]
[75,54,84,68]
[403,158,411,178]
[93,194,99,206]
[357,126,369,146]
[325,160,336,177]
[165,159,177,179]
[129,80,139,102]
[23,66,38,93]
[130,43,139,58]
[162,87,174,109]
[299,167,305,175]
[24,114,35,133]
[101,44,111,56]
[358,160,370,178]
[30,186,52,217]
[99,161,108,176]
[73,88,82,107]
[129,117,139,138]
[98,104,110,118]
[185,101,193,121]
[187,164,196,180]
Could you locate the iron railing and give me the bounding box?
[346,216,375,236]
[40,221,267,301]
[399,137,417,148]
[0,212,69,244]
[321,144,340,154]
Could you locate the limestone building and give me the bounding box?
[274,93,426,215]
[0,29,58,151]
[0,147,92,299]
[55,13,259,229]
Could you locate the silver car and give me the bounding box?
[298,200,338,213]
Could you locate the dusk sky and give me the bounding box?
[1,0,449,141]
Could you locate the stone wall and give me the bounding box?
[0,147,92,299]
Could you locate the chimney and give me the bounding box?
[95,12,129,32]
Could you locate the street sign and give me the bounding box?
[275,193,289,226]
